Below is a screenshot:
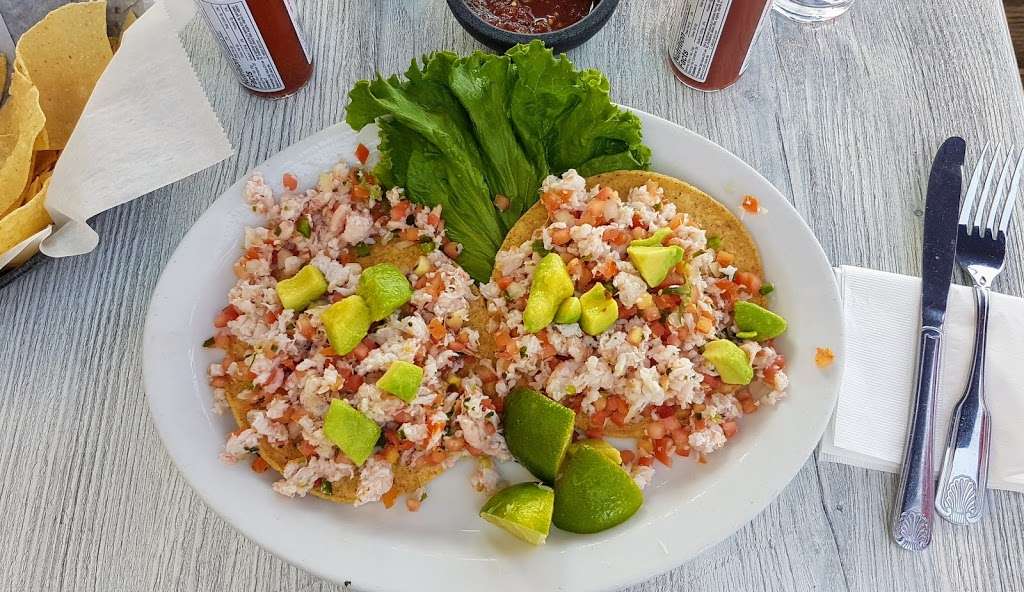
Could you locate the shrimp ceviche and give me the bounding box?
[207,152,507,509]
[481,170,790,491]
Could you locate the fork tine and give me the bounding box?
[960,142,991,226]
[986,146,1016,236]
[999,145,1024,235]
[974,143,1003,231]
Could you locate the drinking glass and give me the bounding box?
[773,0,854,23]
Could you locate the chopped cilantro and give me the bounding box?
[202,336,215,348]
[296,217,312,238]
[531,239,550,256]
[420,241,436,253]
[759,283,775,295]
[320,480,333,495]
[707,235,722,250]
[354,243,371,257]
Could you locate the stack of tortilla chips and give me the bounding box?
[0,1,133,259]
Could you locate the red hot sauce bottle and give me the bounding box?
[197,0,313,99]
[668,0,773,92]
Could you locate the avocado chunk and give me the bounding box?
[629,227,673,247]
[357,263,412,321]
[524,253,574,333]
[275,264,328,311]
[703,339,754,385]
[554,296,582,324]
[627,244,685,287]
[376,360,423,403]
[579,283,619,336]
[323,399,380,466]
[734,300,787,341]
[321,295,371,355]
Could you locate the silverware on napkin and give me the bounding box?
[892,136,965,551]
[934,144,1023,524]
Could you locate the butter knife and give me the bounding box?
[891,136,965,551]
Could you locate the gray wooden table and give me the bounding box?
[2,1,1023,590]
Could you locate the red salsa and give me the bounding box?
[467,0,594,34]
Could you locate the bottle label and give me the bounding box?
[669,0,733,83]
[198,0,285,92]
[283,0,312,63]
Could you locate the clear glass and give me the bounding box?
[772,0,853,23]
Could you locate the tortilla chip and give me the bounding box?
[0,70,46,217]
[31,150,60,178]
[495,170,766,436]
[0,54,7,95]
[15,1,112,150]
[219,241,484,505]
[0,175,51,255]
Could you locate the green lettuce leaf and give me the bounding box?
[345,41,650,282]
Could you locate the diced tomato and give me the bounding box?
[602,228,630,246]
[298,442,316,457]
[650,321,667,337]
[619,449,635,464]
[619,306,637,319]
[716,250,735,266]
[355,143,370,165]
[390,201,411,221]
[343,373,364,392]
[251,457,270,473]
[428,318,446,341]
[741,195,760,214]
[647,422,666,439]
[264,310,279,324]
[653,438,674,467]
[406,497,422,512]
[282,172,298,191]
[631,212,642,228]
[734,272,762,294]
[654,294,680,310]
[601,260,619,279]
[676,445,691,457]
[637,455,654,467]
[669,214,683,230]
[427,212,441,226]
[213,305,240,328]
[585,427,604,439]
[595,186,613,201]
[426,449,447,464]
[722,420,739,438]
[497,276,513,290]
[352,184,370,200]
[381,486,399,509]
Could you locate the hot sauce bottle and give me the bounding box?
[668,0,773,92]
[197,0,313,99]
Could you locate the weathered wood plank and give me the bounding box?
[1,1,1023,591]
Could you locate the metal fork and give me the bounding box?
[934,143,1024,525]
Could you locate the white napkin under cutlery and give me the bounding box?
[820,265,1024,493]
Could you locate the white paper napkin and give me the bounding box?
[820,265,1024,493]
[38,0,232,258]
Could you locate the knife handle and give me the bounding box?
[892,327,942,551]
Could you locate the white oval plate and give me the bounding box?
[144,108,844,592]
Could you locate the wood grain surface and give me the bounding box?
[2,1,1024,591]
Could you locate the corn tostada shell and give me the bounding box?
[497,170,766,438]
[223,241,483,504]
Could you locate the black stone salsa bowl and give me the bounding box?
[446,0,621,53]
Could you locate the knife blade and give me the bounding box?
[892,136,965,551]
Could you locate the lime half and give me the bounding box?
[504,388,575,483]
[480,482,555,545]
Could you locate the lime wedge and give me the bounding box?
[480,482,554,545]
[552,445,643,534]
[504,388,575,483]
